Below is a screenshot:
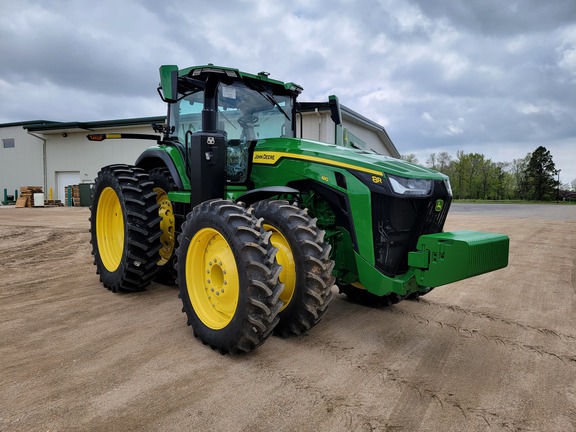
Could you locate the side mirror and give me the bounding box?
[159,65,179,103]
[328,94,342,125]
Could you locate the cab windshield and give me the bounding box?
[217,81,294,141]
[169,81,294,144]
[169,79,295,183]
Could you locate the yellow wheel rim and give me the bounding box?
[264,224,296,311]
[155,187,175,266]
[96,187,124,272]
[186,228,239,330]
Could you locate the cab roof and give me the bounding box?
[175,64,303,94]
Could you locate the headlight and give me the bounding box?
[387,174,433,196]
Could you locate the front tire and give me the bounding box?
[176,200,283,354]
[90,164,162,292]
[252,200,335,337]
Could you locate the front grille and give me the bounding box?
[372,180,451,276]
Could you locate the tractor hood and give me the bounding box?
[252,138,447,181]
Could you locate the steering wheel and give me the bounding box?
[238,115,259,127]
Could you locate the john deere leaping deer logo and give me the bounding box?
[435,199,444,212]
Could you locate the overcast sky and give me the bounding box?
[1,0,575,184]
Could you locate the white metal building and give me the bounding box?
[0,104,399,202]
[0,121,48,199]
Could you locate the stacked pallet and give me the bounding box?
[45,200,64,207]
[16,186,43,207]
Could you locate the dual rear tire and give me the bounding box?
[176,199,336,353]
[90,164,163,292]
[176,200,284,354]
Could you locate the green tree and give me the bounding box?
[510,154,530,199]
[469,153,487,199]
[437,152,452,173]
[499,166,516,199]
[450,150,468,199]
[446,151,508,199]
[427,152,452,174]
[401,153,419,164]
[426,153,437,170]
[520,146,558,201]
[412,148,563,201]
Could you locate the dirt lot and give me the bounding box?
[1,204,575,431]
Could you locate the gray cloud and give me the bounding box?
[0,0,575,182]
[410,0,576,36]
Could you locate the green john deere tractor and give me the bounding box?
[88,64,509,354]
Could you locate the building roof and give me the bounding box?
[0,120,58,129]
[4,106,399,157]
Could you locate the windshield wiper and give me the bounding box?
[255,88,291,122]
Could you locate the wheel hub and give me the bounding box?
[96,187,124,272]
[264,224,296,311]
[155,188,175,266]
[186,228,239,329]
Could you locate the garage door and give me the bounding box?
[56,171,80,201]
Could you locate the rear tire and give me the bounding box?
[90,164,162,292]
[252,200,335,337]
[176,200,283,354]
[149,167,177,285]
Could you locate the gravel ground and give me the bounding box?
[1,205,575,431]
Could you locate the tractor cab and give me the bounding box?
[159,65,302,184]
